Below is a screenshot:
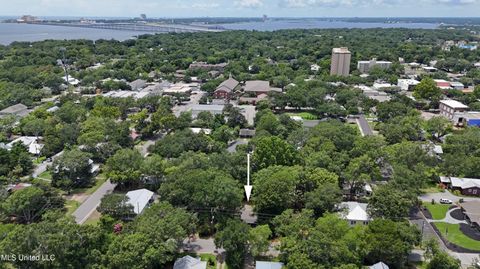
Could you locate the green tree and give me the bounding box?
[368,184,417,220]
[249,224,272,257]
[97,193,134,220]
[425,116,452,141]
[364,219,421,268]
[215,219,251,269]
[252,136,300,170]
[105,148,143,188]
[414,77,442,102]
[52,148,93,192]
[305,182,342,217]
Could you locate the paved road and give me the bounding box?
[420,191,480,203]
[227,139,249,153]
[72,180,117,224]
[136,134,163,157]
[356,115,373,136]
[32,150,64,178]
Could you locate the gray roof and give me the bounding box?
[0,103,28,115]
[244,80,271,93]
[370,262,389,269]
[129,79,147,90]
[256,261,284,269]
[174,256,207,269]
[216,78,239,93]
[239,129,256,137]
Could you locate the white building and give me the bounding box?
[62,75,80,86]
[173,256,207,269]
[450,81,465,90]
[397,79,420,91]
[357,59,392,74]
[126,189,154,214]
[310,64,320,72]
[339,202,371,226]
[439,100,469,120]
[2,136,44,155]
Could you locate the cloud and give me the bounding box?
[278,0,479,7]
[234,0,264,8]
[191,2,221,9]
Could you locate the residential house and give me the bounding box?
[439,100,469,121]
[126,189,155,214]
[370,262,389,269]
[450,81,465,90]
[0,103,30,119]
[129,79,147,91]
[173,256,207,269]
[2,136,44,155]
[214,76,239,99]
[256,261,284,269]
[397,79,420,91]
[434,79,452,90]
[440,176,480,196]
[239,129,256,138]
[459,201,480,229]
[339,202,371,226]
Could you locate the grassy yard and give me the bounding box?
[71,173,107,195]
[38,170,52,180]
[287,112,317,120]
[434,222,480,251]
[33,156,46,165]
[423,202,451,220]
[199,254,217,269]
[65,200,80,215]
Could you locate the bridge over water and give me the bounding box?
[28,22,224,33]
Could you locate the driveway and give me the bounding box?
[72,180,117,224]
[32,150,64,178]
[182,237,224,254]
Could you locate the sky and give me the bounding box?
[2,0,480,18]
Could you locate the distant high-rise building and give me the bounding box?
[330,47,351,76]
[262,15,268,22]
[140,14,147,20]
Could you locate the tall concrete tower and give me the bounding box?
[330,47,351,76]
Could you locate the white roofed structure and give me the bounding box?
[126,189,154,214]
[339,202,371,226]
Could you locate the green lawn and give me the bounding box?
[33,156,46,165]
[434,222,480,251]
[199,254,217,269]
[423,202,451,220]
[71,173,107,195]
[287,112,317,120]
[65,200,80,215]
[38,170,52,180]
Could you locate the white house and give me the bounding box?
[173,256,207,269]
[339,202,371,226]
[126,189,155,214]
[3,136,44,155]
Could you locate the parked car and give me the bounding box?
[440,198,453,204]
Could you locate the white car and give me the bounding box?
[440,198,453,204]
